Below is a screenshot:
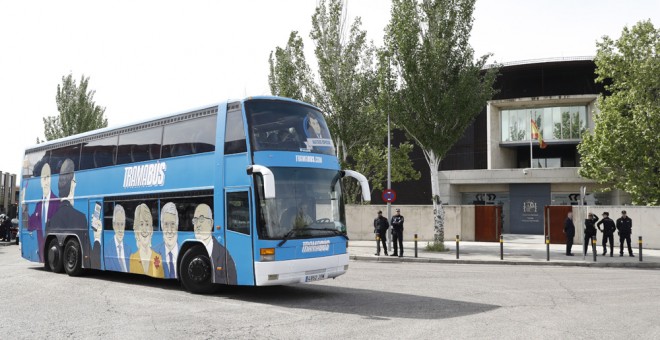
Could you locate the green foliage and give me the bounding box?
[343,141,420,203]
[578,20,660,205]
[268,31,314,103]
[385,0,498,164]
[43,73,107,141]
[425,241,447,252]
[310,0,378,164]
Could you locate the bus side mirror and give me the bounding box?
[247,165,276,199]
[343,170,371,202]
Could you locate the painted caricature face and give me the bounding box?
[193,204,213,242]
[92,215,102,241]
[162,212,178,248]
[113,207,126,242]
[309,116,322,135]
[40,163,51,197]
[135,207,153,249]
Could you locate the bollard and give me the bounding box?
[500,234,504,260]
[592,236,597,262]
[546,236,550,261]
[456,235,460,260]
[414,234,418,258]
[639,236,643,262]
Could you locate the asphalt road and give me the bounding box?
[2,243,660,339]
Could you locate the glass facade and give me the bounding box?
[501,106,587,142]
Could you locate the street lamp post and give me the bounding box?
[387,112,392,249]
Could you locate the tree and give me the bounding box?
[43,73,107,141]
[268,0,419,203]
[578,20,660,205]
[385,0,498,247]
[268,31,314,103]
[309,0,378,165]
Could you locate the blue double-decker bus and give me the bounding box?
[19,96,370,293]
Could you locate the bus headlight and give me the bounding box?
[260,248,275,261]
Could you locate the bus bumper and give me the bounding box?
[254,253,349,286]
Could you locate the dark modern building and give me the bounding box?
[376,57,631,234]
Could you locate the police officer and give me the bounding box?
[564,212,575,256]
[583,212,598,256]
[597,212,616,256]
[616,210,634,257]
[390,208,404,257]
[373,210,389,256]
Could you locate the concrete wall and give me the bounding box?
[347,204,660,249]
[345,205,475,242]
[572,206,660,249]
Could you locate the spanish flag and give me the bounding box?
[531,119,547,149]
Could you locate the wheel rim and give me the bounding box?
[187,256,211,283]
[65,245,78,270]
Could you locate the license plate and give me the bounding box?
[304,273,326,282]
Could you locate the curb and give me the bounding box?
[349,255,660,269]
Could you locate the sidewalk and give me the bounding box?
[349,234,660,268]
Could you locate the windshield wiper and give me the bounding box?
[277,229,299,247]
[311,228,349,240]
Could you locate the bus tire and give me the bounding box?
[180,246,216,294]
[63,238,83,277]
[46,238,64,273]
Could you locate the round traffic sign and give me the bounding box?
[382,189,397,203]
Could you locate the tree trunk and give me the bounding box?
[427,152,445,247]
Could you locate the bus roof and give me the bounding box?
[25,95,320,153]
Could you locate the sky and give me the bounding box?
[1,0,658,176]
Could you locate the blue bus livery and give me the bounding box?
[19,96,370,293]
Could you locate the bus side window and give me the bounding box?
[160,196,214,232]
[224,105,247,154]
[162,115,216,159]
[227,192,250,235]
[117,127,162,165]
[80,136,118,170]
[49,143,82,174]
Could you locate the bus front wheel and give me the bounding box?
[45,238,64,273]
[63,239,83,277]
[180,246,216,294]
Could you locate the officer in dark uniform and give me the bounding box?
[597,212,616,256]
[564,212,575,256]
[390,208,404,257]
[373,211,389,256]
[583,212,598,256]
[616,210,634,257]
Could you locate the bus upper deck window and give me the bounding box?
[224,105,247,154]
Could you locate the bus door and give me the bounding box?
[224,189,254,285]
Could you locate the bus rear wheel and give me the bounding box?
[45,238,64,273]
[63,239,83,277]
[180,246,216,294]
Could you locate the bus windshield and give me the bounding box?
[255,167,346,240]
[245,99,335,156]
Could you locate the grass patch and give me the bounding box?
[425,242,449,252]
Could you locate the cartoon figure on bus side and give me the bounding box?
[48,159,86,232]
[90,203,103,270]
[193,203,237,284]
[105,204,130,272]
[27,162,60,262]
[129,203,164,278]
[154,202,179,279]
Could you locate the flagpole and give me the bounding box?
[530,113,533,169]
